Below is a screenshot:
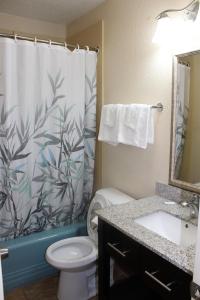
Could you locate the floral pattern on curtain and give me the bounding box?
[0,38,97,240]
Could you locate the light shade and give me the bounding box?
[153,14,200,51]
[152,0,200,49]
[152,15,172,44]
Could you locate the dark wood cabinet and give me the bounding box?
[98,219,192,300]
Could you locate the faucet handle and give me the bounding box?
[193,193,199,198]
[192,194,200,209]
[180,200,189,207]
[192,193,200,201]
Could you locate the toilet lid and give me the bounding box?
[87,195,111,244]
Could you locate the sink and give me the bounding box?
[134,211,197,247]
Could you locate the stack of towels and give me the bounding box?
[98,104,154,149]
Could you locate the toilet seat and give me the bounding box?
[46,236,97,270]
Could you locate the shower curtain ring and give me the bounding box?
[85,45,89,52]
[49,40,52,47]
[76,44,80,51]
[34,36,37,46]
[14,34,17,42]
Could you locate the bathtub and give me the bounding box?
[0,222,87,293]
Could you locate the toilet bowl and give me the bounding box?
[46,188,135,300]
[46,236,97,269]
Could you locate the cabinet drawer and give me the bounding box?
[142,248,192,300]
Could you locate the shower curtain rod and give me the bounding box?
[0,32,99,53]
[179,61,190,67]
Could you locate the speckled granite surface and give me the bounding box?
[156,182,194,203]
[97,195,198,275]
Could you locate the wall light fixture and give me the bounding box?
[153,0,200,46]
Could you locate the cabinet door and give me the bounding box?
[98,220,111,300]
[98,220,160,300]
[141,247,192,300]
[104,222,141,276]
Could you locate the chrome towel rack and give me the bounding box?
[151,102,164,112]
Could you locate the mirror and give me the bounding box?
[170,50,200,193]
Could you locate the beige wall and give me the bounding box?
[67,21,104,191]
[0,13,66,40]
[67,0,192,198]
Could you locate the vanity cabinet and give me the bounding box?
[98,219,192,300]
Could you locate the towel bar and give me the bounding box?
[151,102,163,112]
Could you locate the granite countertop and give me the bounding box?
[96,195,198,275]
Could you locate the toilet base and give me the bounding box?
[58,263,96,300]
[57,259,114,300]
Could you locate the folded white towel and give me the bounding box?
[98,104,120,145]
[148,107,154,145]
[119,104,154,149]
[124,105,140,130]
[102,104,116,127]
[98,103,154,149]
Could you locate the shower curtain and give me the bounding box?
[0,38,97,241]
[174,63,190,178]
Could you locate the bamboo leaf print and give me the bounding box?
[0,54,96,240]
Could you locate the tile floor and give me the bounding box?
[5,276,97,300]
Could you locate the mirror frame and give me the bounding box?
[169,50,200,194]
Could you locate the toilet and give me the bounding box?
[46,188,134,300]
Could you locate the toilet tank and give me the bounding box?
[94,188,135,205]
[87,188,135,243]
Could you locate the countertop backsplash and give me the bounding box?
[156,182,195,203]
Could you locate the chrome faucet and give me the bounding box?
[181,194,200,219]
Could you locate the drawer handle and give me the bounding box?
[144,270,172,293]
[107,242,129,257]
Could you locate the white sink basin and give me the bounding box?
[134,211,197,247]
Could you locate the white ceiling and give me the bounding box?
[0,0,105,24]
